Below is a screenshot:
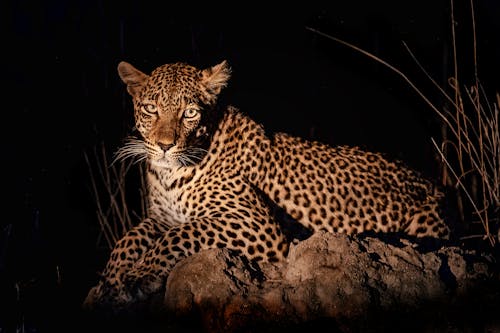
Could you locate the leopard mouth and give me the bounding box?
[149,147,207,168]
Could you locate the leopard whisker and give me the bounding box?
[112,138,148,166]
[178,153,204,167]
[177,155,195,167]
[188,147,208,153]
[186,147,208,158]
[182,153,204,161]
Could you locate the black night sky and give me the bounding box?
[2,0,500,332]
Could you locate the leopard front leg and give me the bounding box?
[121,217,288,306]
[83,218,169,310]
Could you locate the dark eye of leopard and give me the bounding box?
[143,104,157,114]
[183,108,198,118]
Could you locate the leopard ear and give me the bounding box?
[117,61,149,98]
[201,60,232,95]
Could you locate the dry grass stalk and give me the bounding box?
[85,142,148,250]
[306,0,499,246]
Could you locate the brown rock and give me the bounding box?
[158,232,499,332]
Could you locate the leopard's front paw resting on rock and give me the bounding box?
[122,270,165,303]
[83,270,166,314]
[82,280,136,314]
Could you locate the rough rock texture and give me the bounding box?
[156,232,500,332]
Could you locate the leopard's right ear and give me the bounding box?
[117,61,149,98]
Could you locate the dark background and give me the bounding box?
[2,0,499,332]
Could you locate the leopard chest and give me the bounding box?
[145,157,253,228]
[145,163,230,227]
[147,185,188,227]
[145,166,203,227]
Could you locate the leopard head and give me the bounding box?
[115,60,231,168]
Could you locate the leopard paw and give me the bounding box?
[123,270,165,302]
[83,279,135,313]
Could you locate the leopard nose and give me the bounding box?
[157,142,175,152]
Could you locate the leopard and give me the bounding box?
[83,59,451,312]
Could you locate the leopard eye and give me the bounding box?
[143,104,158,114]
[184,108,198,119]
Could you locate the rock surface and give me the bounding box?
[157,232,499,332]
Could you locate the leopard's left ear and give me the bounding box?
[201,60,232,95]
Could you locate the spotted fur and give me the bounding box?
[83,60,450,311]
